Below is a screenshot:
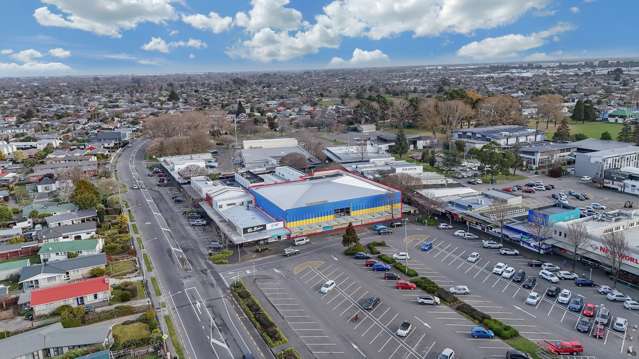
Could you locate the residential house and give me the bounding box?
[45,209,97,227]
[38,239,103,263]
[0,258,30,281]
[0,227,22,243]
[0,319,113,358]
[31,161,98,178]
[37,222,97,243]
[0,241,39,261]
[19,254,107,291]
[26,276,111,316]
[36,176,57,193]
[21,202,77,218]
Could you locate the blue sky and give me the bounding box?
[0,0,636,77]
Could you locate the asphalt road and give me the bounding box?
[117,140,263,359]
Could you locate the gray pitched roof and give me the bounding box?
[19,254,106,282]
[37,221,97,241]
[45,209,97,226]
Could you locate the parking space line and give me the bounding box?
[385,313,399,326]
[433,244,451,258]
[387,342,403,358]
[450,250,466,266]
[378,336,394,352]
[491,277,501,288]
[411,333,425,350]
[355,290,369,302]
[368,330,383,344]
[439,246,459,263]
[353,315,370,330]
[482,273,492,283]
[360,321,378,336]
[331,296,349,310]
[376,307,391,320]
[474,262,490,278]
[423,341,436,358]
[340,303,355,316]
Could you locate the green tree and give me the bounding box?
[617,122,633,142]
[167,89,179,102]
[0,205,13,223]
[583,100,597,121]
[60,306,85,328]
[71,179,100,210]
[393,129,409,158]
[553,118,571,141]
[573,133,588,141]
[342,222,359,248]
[571,99,584,123]
[600,131,612,140]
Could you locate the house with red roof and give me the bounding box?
[27,276,111,316]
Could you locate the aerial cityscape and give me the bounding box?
[1,1,639,359]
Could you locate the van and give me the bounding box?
[294,237,310,246]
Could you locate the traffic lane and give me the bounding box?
[403,236,628,358]
[300,253,513,358]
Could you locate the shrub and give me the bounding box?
[60,306,86,328]
[231,281,287,348]
[377,254,396,264]
[369,240,387,247]
[343,243,367,256]
[411,277,439,294]
[482,319,519,339]
[435,288,459,305]
[114,305,135,317]
[89,267,106,277]
[393,263,418,277]
[367,243,380,255]
[457,303,491,323]
[210,249,233,264]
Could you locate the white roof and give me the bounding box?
[417,187,478,200]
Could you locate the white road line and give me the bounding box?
[423,341,436,358]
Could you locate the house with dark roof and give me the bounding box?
[38,239,103,263]
[36,221,97,243]
[36,176,57,193]
[26,276,111,316]
[19,254,107,291]
[45,209,97,228]
[0,258,30,281]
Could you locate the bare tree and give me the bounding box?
[527,215,552,253]
[602,231,629,288]
[477,96,523,126]
[417,98,440,136]
[534,95,564,129]
[280,152,309,170]
[566,222,588,272]
[486,204,510,244]
[437,100,474,135]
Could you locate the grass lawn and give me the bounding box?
[506,337,542,359]
[164,315,185,359]
[108,259,138,277]
[136,237,144,250]
[530,119,623,140]
[480,174,527,184]
[113,322,151,345]
[134,280,146,299]
[131,223,139,235]
[143,253,153,272]
[151,277,161,296]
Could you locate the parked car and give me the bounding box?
[467,252,480,263]
[396,280,417,290]
[470,326,494,339]
[467,178,483,185]
[545,341,584,355]
[320,280,336,294]
[283,247,300,257]
[533,185,546,192]
[384,272,400,280]
[449,285,470,295]
[377,228,393,235]
[568,296,584,312]
[389,221,404,228]
[556,271,577,280]
[522,278,536,289]
[502,187,513,192]
[575,277,594,287]
[372,224,387,232]
[500,248,519,256]
[293,237,310,246]
[492,263,507,275]
[417,295,440,305]
[482,240,503,249]
[453,230,467,237]
[512,270,526,283]
[438,348,456,359]
[595,306,610,326]
[546,285,561,297]
[502,267,516,279]
[558,289,572,304]
[364,259,377,267]
[590,202,606,210]
[396,321,413,337]
[522,187,535,193]
[372,262,391,271]
[207,241,223,252]
[624,299,639,310]
[576,318,592,333]
[526,292,541,306]
[528,260,543,267]
[582,303,596,317]
[462,232,479,240]
[541,263,560,272]
[506,350,531,359]
[353,252,370,259]
[420,241,433,252]
[360,296,381,310]
[392,252,410,260]
[607,290,630,302]
[438,223,454,230]
[613,317,628,332]
[539,270,559,283]
[597,285,613,295]
[189,219,207,226]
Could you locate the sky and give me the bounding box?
[0,0,636,77]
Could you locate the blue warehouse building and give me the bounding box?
[249,170,402,236]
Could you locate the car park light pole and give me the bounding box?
[403,217,408,274]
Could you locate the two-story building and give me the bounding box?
[452,125,545,150]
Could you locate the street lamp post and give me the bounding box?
[403,217,408,274]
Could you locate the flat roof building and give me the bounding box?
[452,125,544,149]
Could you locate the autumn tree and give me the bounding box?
[438,100,473,135]
[280,152,309,170]
[417,98,441,136]
[603,231,629,288]
[477,95,522,126]
[553,118,571,141]
[566,222,588,272]
[342,222,359,248]
[71,180,100,210]
[534,95,564,129]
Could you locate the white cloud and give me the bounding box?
[137,59,160,66]
[182,11,232,33]
[0,61,71,77]
[0,49,14,55]
[11,49,44,63]
[329,48,389,67]
[49,47,71,58]
[570,6,580,13]
[234,0,303,33]
[231,0,551,62]
[188,53,195,59]
[456,22,574,60]
[142,37,208,53]
[169,29,179,36]
[33,0,176,37]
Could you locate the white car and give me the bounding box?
[624,299,639,310]
[541,262,560,272]
[598,285,613,295]
[449,285,470,295]
[556,271,578,280]
[393,252,410,261]
[463,232,479,240]
[453,230,467,237]
[482,240,502,249]
[591,202,606,210]
[607,290,630,302]
[557,289,572,304]
[539,269,559,283]
[417,295,440,305]
[501,266,516,279]
[320,280,336,294]
[526,291,541,306]
[580,176,592,182]
[396,321,413,337]
[466,252,480,263]
[437,348,455,359]
[613,317,628,332]
[492,262,507,275]
[499,248,519,256]
[438,223,453,230]
[533,185,546,192]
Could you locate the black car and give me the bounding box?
[527,260,543,267]
[207,241,223,252]
[545,184,555,190]
[389,221,404,228]
[506,350,531,359]
[384,272,400,280]
[575,277,594,287]
[522,277,536,289]
[512,270,526,283]
[360,296,381,311]
[353,252,371,259]
[576,318,592,333]
[546,285,561,297]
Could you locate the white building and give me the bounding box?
[575,145,639,179]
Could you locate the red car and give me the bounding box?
[395,280,417,290]
[365,259,377,267]
[523,188,535,193]
[545,341,584,355]
[582,303,596,317]
[501,187,513,192]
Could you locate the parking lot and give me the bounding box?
[376,223,636,358]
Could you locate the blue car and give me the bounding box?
[353,252,371,259]
[372,262,391,272]
[372,224,388,232]
[568,296,584,312]
[575,277,594,287]
[420,241,433,252]
[470,326,495,339]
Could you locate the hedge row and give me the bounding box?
[393,263,418,277]
[377,254,395,264]
[231,281,287,348]
[410,277,459,304]
[367,243,380,255]
[483,319,519,339]
[344,243,367,256]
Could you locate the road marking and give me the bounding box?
[413,316,431,328]
[378,336,394,352]
[423,341,436,358]
[351,342,366,358]
[331,255,338,261]
[385,313,399,326]
[474,262,489,278]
